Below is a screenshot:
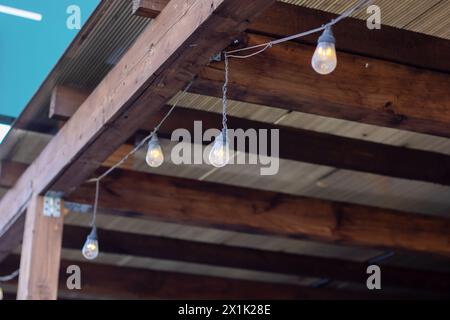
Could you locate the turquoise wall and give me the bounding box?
[0,0,100,120]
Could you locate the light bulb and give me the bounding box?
[82,227,99,260]
[145,134,164,167]
[311,26,337,75]
[209,130,230,168]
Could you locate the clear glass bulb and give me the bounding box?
[146,134,164,167]
[311,42,337,75]
[209,130,230,168]
[82,228,99,260]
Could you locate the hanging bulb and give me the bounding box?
[145,134,164,167]
[311,26,337,75]
[82,227,99,260]
[209,129,230,168]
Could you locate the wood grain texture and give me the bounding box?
[68,169,450,256]
[17,196,64,300]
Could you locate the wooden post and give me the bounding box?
[17,195,64,300]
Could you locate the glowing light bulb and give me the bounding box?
[311,26,337,75]
[146,134,164,167]
[82,227,99,260]
[209,130,230,168]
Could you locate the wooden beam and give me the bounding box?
[68,169,450,256]
[48,86,450,186]
[17,195,64,300]
[0,255,406,300]
[193,33,450,138]
[62,225,450,292]
[153,108,450,186]
[0,0,275,260]
[132,0,169,18]
[0,161,27,188]
[49,86,89,121]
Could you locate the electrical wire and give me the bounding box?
[81,0,373,241]
[0,269,19,282]
[225,0,372,59]
[85,79,195,226]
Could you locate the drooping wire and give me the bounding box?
[226,0,372,59]
[86,79,195,224]
[0,269,19,282]
[222,54,229,134]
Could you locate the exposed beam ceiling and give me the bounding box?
[0,0,276,259]
[49,86,450,186]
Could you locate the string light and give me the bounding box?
[311,26,337,75]
[80,80,194,260]
[209,129,230,167]
[82,226,99,260]
[82,179,100,260]
[145,134,164,167]
[209,54,231,167]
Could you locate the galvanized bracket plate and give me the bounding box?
[43,192,63,218]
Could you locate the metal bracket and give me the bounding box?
[210,52,222,62]
[43,192,63,218]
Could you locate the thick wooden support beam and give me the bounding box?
[68,169,450,256]
[0,161,27,188]
[193,33,450,137]
[17,195,64,300]
[48,86,450,186]
[0,0,275,259]
[152,108,450,186]
[132,0,169,18]
[1,255,404,300]
[63,225,450,292]
[49,86,89,121]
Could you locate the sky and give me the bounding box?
[0,0,100,122]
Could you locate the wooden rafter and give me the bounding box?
[62,225,450,292]
[68,169,450,256]
[0,255,423,300]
